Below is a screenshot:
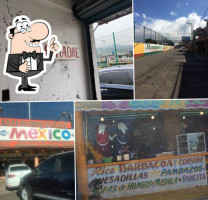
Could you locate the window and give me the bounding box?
[100,71,130,85]
[10,165,29,171]
[59,154,74,173]
[36,157,56,175]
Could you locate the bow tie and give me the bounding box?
[22,51,37,59]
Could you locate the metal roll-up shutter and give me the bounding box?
[73,0,132,24]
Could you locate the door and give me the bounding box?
[32,157,56,196]
[49,153,75,199]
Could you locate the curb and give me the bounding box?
[171,62,183,99]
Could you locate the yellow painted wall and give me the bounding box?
[134,43,144,57]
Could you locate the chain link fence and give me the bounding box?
[134,22,174,45]
[95,29,133,68]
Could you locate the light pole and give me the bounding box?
[143,26,146,43]
[187,22,193,41]
[102,40,107,57]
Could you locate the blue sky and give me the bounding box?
[134,0,207,24]
[0,102,74,122]
[134,0,208,39]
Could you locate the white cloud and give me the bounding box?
[142,14,147,19]
[135,12,140,17]
[186,2,189,6]
[141,12,206,35]
[170,11,177,16]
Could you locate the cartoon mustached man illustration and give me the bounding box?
[4,15,61,93]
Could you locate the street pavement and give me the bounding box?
[0,178,19,200]
[135,49,186,99]
[179,53,208,98]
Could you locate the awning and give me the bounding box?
[73,0,132,24]
[75,100,208,111]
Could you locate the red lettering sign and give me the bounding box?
[9,128,27,139]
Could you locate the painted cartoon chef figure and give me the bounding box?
[4,15,61,93]
[95,123,112,157]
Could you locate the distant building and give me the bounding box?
[193,21,208,55]
[182,36,191,42]
[107,53,133,66]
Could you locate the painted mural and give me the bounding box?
[134,43,174,58]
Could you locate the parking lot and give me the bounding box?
[0,178,18,200]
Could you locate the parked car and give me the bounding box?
[99,65,134,100]
[17,151,75,200]
[179,46,188,52]
[5,164,31,191]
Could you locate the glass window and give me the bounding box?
[36,157,56,175]
[59,154,74,173]
[84,111,164,164]
[100,71,130,85]
[10,165,29,171]
[99,73,106,83]
[127,70,133,84]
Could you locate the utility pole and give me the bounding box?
[134,21,136,43]
[155,31,156,43]
[150,29,152,41]
[187,22,193,41]
[143,26,146,43]
[113,32,119,67]
[28,102,31,120]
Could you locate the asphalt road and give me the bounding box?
[134,49,186,99]
[0,179,19,200]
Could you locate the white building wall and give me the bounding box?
[0,0,92,101]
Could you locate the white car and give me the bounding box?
[5,164,31,190]
[179,46,188,52]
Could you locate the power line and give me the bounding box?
[197,7,208,28]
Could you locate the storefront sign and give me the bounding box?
[76,102,102,111]
[0,118,71,128]
[0,126,74,141]
[87,156,207,199]
[76,100,208,111]
[44,43,79,59]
